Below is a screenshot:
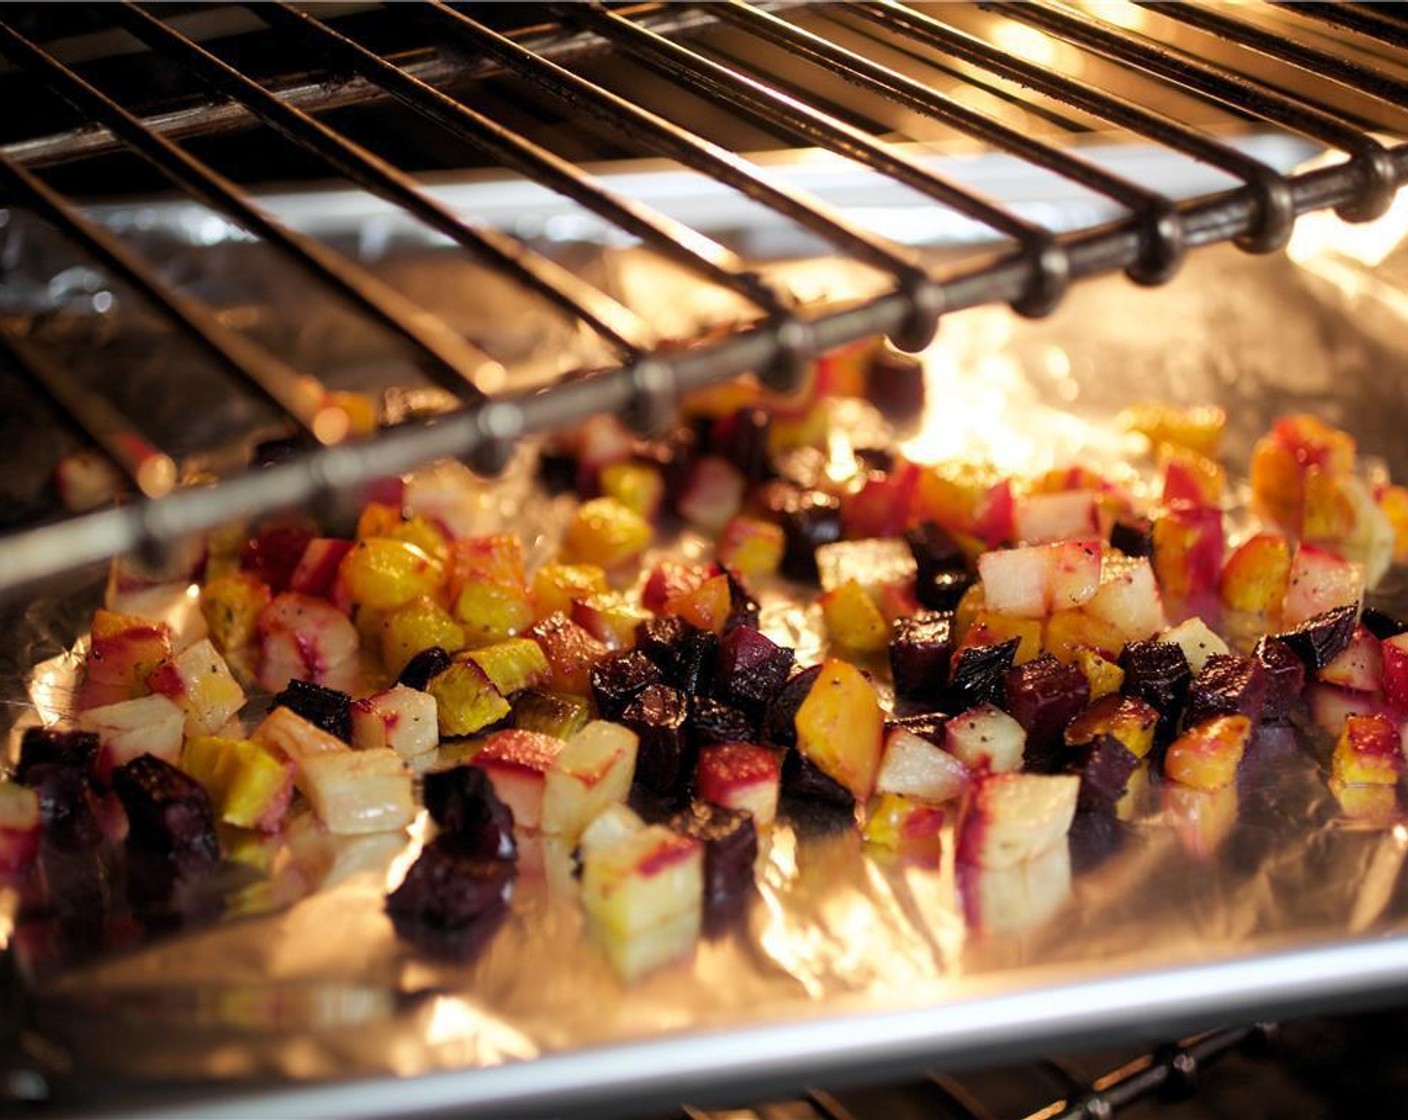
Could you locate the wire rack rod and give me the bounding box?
[110,2,648,358]
[252,2,787,320]
[0,3,744,171]
[0,149,346,443]
[0,16,501,404]
[1281,3,1408,50]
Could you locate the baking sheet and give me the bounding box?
[8,170,1408,1115]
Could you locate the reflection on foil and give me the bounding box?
[7,236,1408,1097]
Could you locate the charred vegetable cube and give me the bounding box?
[781,748,855,809]
[272,678,352,743]
[714,626,794,718]
[16,728,98,785]
[1186,654,1268,726]
[1273,605,1358,671]
[946,637,1020,711]
[397,646,453,691]
[1066,734,1139,812]
[1253,637,1306,722]
[762,665,823,749]
[620,684,692,799]
[1118,639,1191,745]
[689,697,756,748]
[590,650,664,721]
[668,800,758,913]
[386,839,515,930]
[889,611,955,702]
[112,755,220,865]
[779,491,844,582]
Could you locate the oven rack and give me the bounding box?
[2,1,1408,593]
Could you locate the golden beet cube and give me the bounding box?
[1164,714,1252,791]
[794,658,884,800]
[453,579,535,646]
[182,735,294,832]
[1331,713,1403,786]
[199,573,271,656]
[717,516,786,578]
[465,637,552,696]
[563,497,652,569]
[427,655,511,737]
[531,563,608,622]
[1063,694,1158,759]
[380,596,466,676]
[338,538,444,611]
[819,579,889,655]
[600,460,665,521]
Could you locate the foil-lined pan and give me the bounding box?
[6,154,1408,1117]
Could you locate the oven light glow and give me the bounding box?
[1288,165,1408,269]
[990,23,1061,70]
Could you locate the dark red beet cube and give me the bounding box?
[635,616,719,696]
[1253,636,1307,722]
[906,522,972,612]
[1273,605,1358,670]
[537,449,577,496]
[781,748,854,808]
[779,491,844,582]
[24,763,95,832]
[112,755,219,866]
[635,615,692,671]
[889,611,955,702]
[711,407,773,484]
[1186,654,1268,727]
[1362,608,1408,641]
[239,522,314,594]
[689,697,756,748]
[1003,654,1090,767]
[1067,733,1139,811]
[1068,809,1129,874]
[398,646,453,691]
[17,728,98,785]
[723,570,761,632]
[1118,639,1191,745]
[667,800,758,911]
[1109,516,1153,558]
[386,838,514,929]
[590,650,663,721]
[762,664,823,748]
[621,684,692,798]
[714,626,794,717]
[946,638,1020,711]
[867,346,926,420]
[422,765,516,861]
[885,713,948,746]
[273,678,352,742]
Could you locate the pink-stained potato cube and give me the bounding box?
[977,545,1049,619]
[541,721,639,842]
[1047,539,1103,612]
[1012,490,1099,545]
[256,592,360,693]
[696,743,781,828]
[1084,554,1167,643]
[875,728,969,803]
[1319,627,1385,693]
[1331,713,1404,786]
[350,685,439,761]
[955,772,1079,869]
[471,729,567,832]
[677,456,747,534]
[944,703,1026,774]
[582,824,703,941]
[1383,632,1408,711]
[79,693,186,785]
[297,747,415,835]
[1282,544,1364,626]
[79,610,173,710]
[144,638,246,738]
[289,538,354,599]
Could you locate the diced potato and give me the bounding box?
[541,721,639,842]
[717,516,785,578]
[298,748,415,835]
[145,638,246,738]
[350,685,439,761]
[1162,617,1229,676]
[581,824,703,939]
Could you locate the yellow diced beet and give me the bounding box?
[199,573,272,656]
[563,498,652,569]
[1376,483,1408,565]
[532,563,608,622]
[1121,402,1225,457]
[454,579,535,645]
[338,538,444,611]
[1064,694,1158,759]
[862,792,945,853]
[531,614,611,694]
[717,516,786,578]
[449,534,526,596]
[571,593,650,650]
[427,655,511,737]
[1164,714,1252,791]
[356,502,403,541]
[386,516,449,564]
[465,637,551,696]
[182,735,294,832]
[381,597,466,675]
[819,579,889,654]
[1072,648,1124,700]
[1218,532,1291,616]
[1043,608,1124,663]
[600,460,664,521]
[661,574,732,634]
[794,658,884,800]
[962,611,1043,664]
[1331,713,1403,786]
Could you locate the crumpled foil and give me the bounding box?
[6,185,1408,1112]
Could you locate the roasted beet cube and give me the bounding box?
[889,611,955,702]
[779,491,844,582]
[272,678,352,742]
[723,570,761,632]
[1253,636,1307,722]
[589,650,663,721]
[919,569,973,613]
[762,664,823,748]
[1067,733,1139,812]
[1362,608,1408,641]
[867,346,926,420]
[906,520,966,573]
[24,763,95,834]
[1109,516,1153,558]
[1118,639,1191,745]
[1186,654,1268,727]
[423,765,516,861]
[125,845,225,933]
[1274,605,1358,670]
[112,755,219,866]
[885,712,949,746]
[386,838,514,929]
[537,448,577,496]
[946,638,1020,711]
[239,522,315,593]
[16,728,98,785]
[689,697,756,747]
[712,407,773,484]
[635,616,718,695]
[781,748,854,808]
[714,626,794,717]
[398,646,454,691]
[621,684,692,798]
[1068,809,1129,874]
[1003,654,1090,767]
[668,800,758,911]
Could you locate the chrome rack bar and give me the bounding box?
[0,3,739,171]
[709,1,1185,284]
[0,149,346,442]
[1001,0,1398,221]
[251,1,788,322]
[420,1,942,353]
[1283,3,1408,50]
[113,1,652,357]
[563,2,1072,317]
[850,1,1297,254]
[0,323,177,500]
[0,17,498,404]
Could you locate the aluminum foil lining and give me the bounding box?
[6,169,1408,1108]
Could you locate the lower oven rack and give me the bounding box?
[2,2,1408,591]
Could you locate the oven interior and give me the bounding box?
[4,4,1408,1118]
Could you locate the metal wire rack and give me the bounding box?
[2,0,1408,593]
